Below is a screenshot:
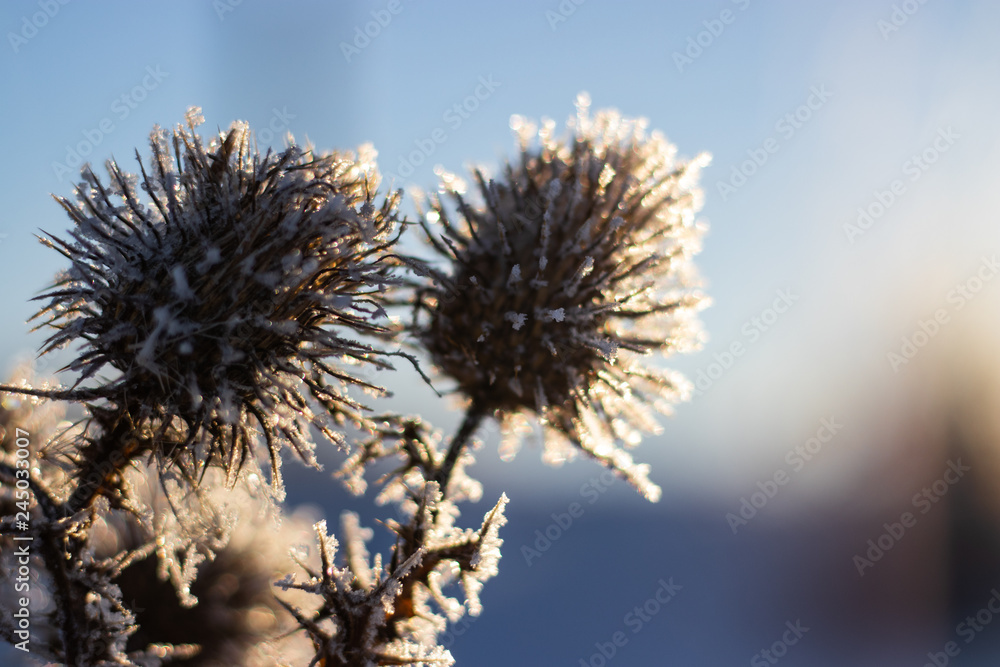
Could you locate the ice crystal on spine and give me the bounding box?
[277,488,508,667]
[32,107,403,502]
[275,518,432,666]
[414,94,709,500]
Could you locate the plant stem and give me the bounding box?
[66,407,139,514]
[0,383,109,402]
[433,404,486,497]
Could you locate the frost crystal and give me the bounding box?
[278,489,508,667]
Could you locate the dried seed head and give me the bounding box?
[414,95,709,500]
[33,108,402,491]
[101,469,315,666]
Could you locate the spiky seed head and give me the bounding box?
[34,108,402,490]
[413,94,709,500]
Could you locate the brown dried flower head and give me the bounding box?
[33,108,403,497]
[413,94,709,500]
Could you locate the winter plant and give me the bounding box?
[0,95,708,666]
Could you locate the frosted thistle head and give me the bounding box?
[33,108,403,492]
[413,94,709,500]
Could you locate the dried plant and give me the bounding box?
[410,94,709,500]
[0,97,708,666]
[29,108,405,508]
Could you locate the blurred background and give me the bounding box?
[3,0,1000,664]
